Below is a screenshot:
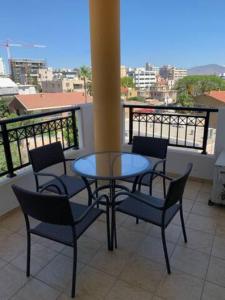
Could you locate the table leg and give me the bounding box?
[109,179,117,250]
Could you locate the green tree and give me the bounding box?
[121,76,134,88]
[79,66,92,102]
[175,75,225,106]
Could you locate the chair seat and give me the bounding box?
[116,192,180,227]
[43,175,89,197]
[30,202,103,245]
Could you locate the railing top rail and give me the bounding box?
[123,103,218,113]
[5,115,73,132]
[0,106,81,126]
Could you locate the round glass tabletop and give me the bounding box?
[72,152,152,180]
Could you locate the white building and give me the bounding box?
[160,65,187,82]
[219,73,225,80]
[0,57,5,75]
[18,84,36,95]
[145,63,160,74]
[133,68,157,89]
[38,68,53,82]
[0,77,18,96]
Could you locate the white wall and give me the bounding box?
[123,143,215,180]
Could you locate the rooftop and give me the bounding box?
[205,91,225,103]
[12,92,92,111]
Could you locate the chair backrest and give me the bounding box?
[29,142,65,172]
[12,184,74,226]
[132,136,169,159]
[164,163,193,209]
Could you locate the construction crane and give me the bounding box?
[0,40,46,75]
[0,40,46,60]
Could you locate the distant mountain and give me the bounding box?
[188,64,225,75]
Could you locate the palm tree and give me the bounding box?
[79,66,91,103]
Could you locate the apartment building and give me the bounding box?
[38,68,54,82]
[10,59,46,85]
[40,78,85,93]
[159,65,187,82]
[145,62,160,74]
[53,68,79,80]
[149,84,177,103]
[133,68,157,89]
[120,65,127,77]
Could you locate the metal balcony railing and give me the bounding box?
[124,104,218,154]
[0,107,80,178]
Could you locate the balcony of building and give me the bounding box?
[0,102,225,299]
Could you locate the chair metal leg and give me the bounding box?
[26,231,31,277]
[163,163,166,198]
[136,218,139,224]
[106,197,111,250]
[161,228,171,274]
[149,174,154,196]
[163,176,166,198]
[111,204,115,250]
[180,207,187,243]
[149,181,153,196]
[95,181,99,208]
[71,243,77,298]
[114,210,117,249]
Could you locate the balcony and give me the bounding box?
[0,103,225,299]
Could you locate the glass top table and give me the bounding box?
[72,152,152,180]
[72,152,152,251]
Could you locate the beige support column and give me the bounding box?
[89,0,121,152]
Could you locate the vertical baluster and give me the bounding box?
[71,109,78,149]
[1,123,15,177]
[152,114,155,137]
[32,125,37,148]
[145,113,148,136]
[138,113,141,136]
[160,115,163,138]
[202,112,210,154]
[176,116,179,145]
[47,122,51,144]
[193,116,197,148]
[128,107,133,144]
[15,129,22,167]
[54,120,58,142]
[168,115,171,143]
[40,123,44,146]
[66,117,71,148]
[61,119,65,149]
[184,116,188,147]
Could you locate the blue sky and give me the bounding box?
[0,0,225,69]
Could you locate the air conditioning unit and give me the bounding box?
[210,150,225,205]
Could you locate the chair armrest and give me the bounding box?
[34,172,68,195]
[113,191,164,210]
[73,194,109,224]
[152,159,166,171]
[39,183,62,194]
[138,170,173,186]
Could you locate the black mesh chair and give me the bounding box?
[113,163,193,274]
[124,136,169,197]
[12,185,109,298]
[29,142,94,205]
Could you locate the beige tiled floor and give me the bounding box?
[1,179,225,299]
